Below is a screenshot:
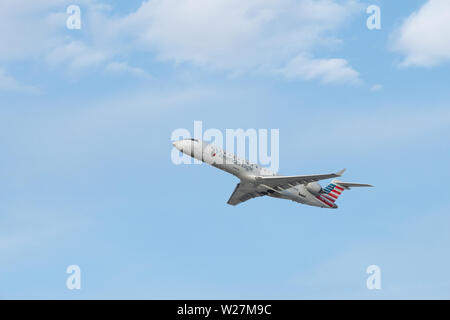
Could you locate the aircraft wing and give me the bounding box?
[227,183,265,206]
[255,169,346,191]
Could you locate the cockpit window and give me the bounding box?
[188,138,198,142]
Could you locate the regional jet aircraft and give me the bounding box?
[173,139,373,208]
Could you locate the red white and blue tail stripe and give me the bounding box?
[315,183,344,208]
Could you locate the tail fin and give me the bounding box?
[321,180,373,203]
[321,181,346,203]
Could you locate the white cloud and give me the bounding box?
[279,55,360,84]
[0,0,361,83]
[0,68,40,94]
[121,0,361,80]
[0,1,116,72]
[392,0,450,67]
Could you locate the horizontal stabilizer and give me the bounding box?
[332,180,374,190]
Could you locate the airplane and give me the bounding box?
[173,138,373,208]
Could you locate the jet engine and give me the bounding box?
[306,182,322,195]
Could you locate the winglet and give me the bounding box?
[336,168,346,176]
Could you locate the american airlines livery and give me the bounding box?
[173,139,373,208]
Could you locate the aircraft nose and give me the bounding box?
[172,140,182,151]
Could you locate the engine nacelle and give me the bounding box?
[306,182,322,195]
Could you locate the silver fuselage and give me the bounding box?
[173,139,328,208]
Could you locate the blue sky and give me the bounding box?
[1,0,450,299]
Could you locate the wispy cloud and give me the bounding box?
[105,61,150,78]
[46,41,107,71]
[291,208,450,299]
[370,84,383,92]
[279,55,360,84]
[288,106,450,157]
[0,0,66,61]
[0,68,40,94]
[0,206,89,262]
